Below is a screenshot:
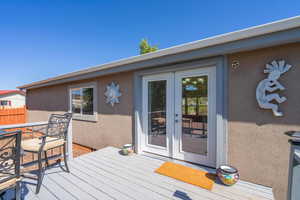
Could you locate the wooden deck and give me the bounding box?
[4,147,273,200]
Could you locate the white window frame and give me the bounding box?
[69,82,98,122]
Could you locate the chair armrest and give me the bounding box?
[33,125,48,133]
[23,132,45,141]
[291,132,300,138]
[38,135,47,144]
[23,125,47,133]
[285,131,300,138]
[38,135,64,143]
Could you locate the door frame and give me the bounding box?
[134,57,228,168]
[173,67,217,167]
[141,73,174,157]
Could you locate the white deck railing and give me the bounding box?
[0,119,73,160]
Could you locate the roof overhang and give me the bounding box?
[0,90,26,96]
[18,16,300,90]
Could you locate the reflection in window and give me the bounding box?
[71,87,94,116]
[147,80,167,147]
[181,76,208,155]
[72,89,81,114]
[82,88,93,115]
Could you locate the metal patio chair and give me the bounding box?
[0,130,22,200]
[21,113,72,194]
[182,118,192,136]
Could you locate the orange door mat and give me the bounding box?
[155,162,216,190]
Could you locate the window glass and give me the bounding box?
[0,101,8,106]
[147,80,167,147]
[82,88,94,115]
[181,76,208,155]
[71,89,82,114]
[70,85,96,120]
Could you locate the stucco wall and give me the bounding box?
[25,42,300,199]
[228,42,300,200]
[26,71,133,150]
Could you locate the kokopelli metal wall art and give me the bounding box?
[256,60,292,117]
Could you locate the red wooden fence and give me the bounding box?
[0,106,27,125]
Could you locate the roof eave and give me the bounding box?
[18,15,300,90]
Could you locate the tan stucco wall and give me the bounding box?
[26,71,133,150]
[26,42,300,200]
[228,42,300,200]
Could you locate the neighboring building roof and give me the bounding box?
[19,15,300,90]
[0,90,25,96]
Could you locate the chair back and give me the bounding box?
[46,113,72,140]
[0,130,21,187]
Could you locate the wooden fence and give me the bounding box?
[0,106,27,125]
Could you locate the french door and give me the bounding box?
[141,67,217,167]
[142,73,173,157]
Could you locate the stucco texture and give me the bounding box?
[26,71,133,150]
[26,42,300,200]
[228,42,300,200]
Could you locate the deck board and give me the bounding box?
[59,169,114,200]
[76,155,209,200]
[1,146,273,200]
[45,170,96,200]
[37,170,78,200]
[69,164,133,200]
[90,147,274,200]
[70,160,166,200]
[82,148,230,200]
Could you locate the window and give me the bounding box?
[69,82,97,121]
[0,100,11,106]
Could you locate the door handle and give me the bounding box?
[175,114,181,123]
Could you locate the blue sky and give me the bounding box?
[1,1,300,89]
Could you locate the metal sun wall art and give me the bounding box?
[105,82,122,107]
[256,60,292,117]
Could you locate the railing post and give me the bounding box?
[67,118,73,160]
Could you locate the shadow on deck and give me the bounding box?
[3,147,274,200]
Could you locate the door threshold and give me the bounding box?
[140,151,216,173]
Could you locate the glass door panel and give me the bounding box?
[142,73,172,157]
[181,76,208,155]
[147,80,167,147]
[174,67,216,167]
